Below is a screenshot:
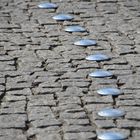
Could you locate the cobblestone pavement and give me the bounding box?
[0,0,140,139]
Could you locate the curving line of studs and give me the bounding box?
[38,2,128,140]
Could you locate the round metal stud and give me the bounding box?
[74,39,96,47]
[97,88,123,96]
[98,108,125,118]
[53,14,74,21]
[97,131,127,140]
[64,26,86,32]
[89,70,113,78]
[38,2,58,9]
[86,54,110,62]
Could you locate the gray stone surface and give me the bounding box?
[0,0,140,139]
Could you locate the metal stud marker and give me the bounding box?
[64,25,86,32]
[53,14,74,21]
[74,39,96,47]
[97,131,127,140]
[89,70,113,78]
[38,2,58,9]
[86,54,110,62]
[97,88,123,96]
[98,108,125,118]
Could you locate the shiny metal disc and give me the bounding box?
[98,108,125,118]
[89,70,113,78]
[38,2,58,9]
[97,88,123,96]
[64,26,86,32]
[98,131,127,140]
[53,14,74,21]
[86,54,110,61]
[74,39,96,46]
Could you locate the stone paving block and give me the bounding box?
[11,9,29,24]
[7,33,31,45]
[61,79,91,88]
[8,50,36,58]
[1,100,26,114]
[0,23,20,29]
[64,132,96,140]
[119,106,140,113]
[36,133,62,140]
[27,127,61,137]
[0,128,24,137]
[110,69,132,76]
[89,83,117,91]
[125,54,140,67]
[39,81,61,88]
[120,91,140,98]
[132,130,140,136]
[115,45,136,55]
[117,120,140,129]
[125,111,140,120]
[128,136,140,140]
[6,88,32,96]
[45,63,72,72]
[63,125,95,133]
[32,87,62,95]
[85,104,112,113]
[116,99,140,106]
[57,86,86,97]
[117,76,140,90]
[25,44,50,50]
[95,120,115,128]
[36,50,61,60]
[0,92,4,98]
[134,34,140,45]
[90,78,117,86]
[62,51,87,61]
[32,71,60,77]
[104,63,131,70]
[47,58,71,64]
[82,95,113,104]
[38,15,57,25]
[0,114,27,128]
[3,95,26,102]
[0,55,13,61]
[63,119,90,125]
[103,56,128,65]
[0,105,26,115]
[31,118,62,128]
[21,22,38,32]
[61,107,84,113]
[28,95,56,107]
[97,0,117,2]
[0,135,26,140]
[0,85,5,91]
[77,62,99,70]
[33,76,59,85]
[28,106,53,121]
[60,111,87,119]
[61,71,87,79]
[58,97,81,106]
[0,61,16,71]
[52,104,82,115]
[23,31,45,38]
[96,3,118,14]
[6,82,32,90]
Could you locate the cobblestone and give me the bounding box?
[36,133,62,140]
[0,0,140,139]
[64,132,96,140]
